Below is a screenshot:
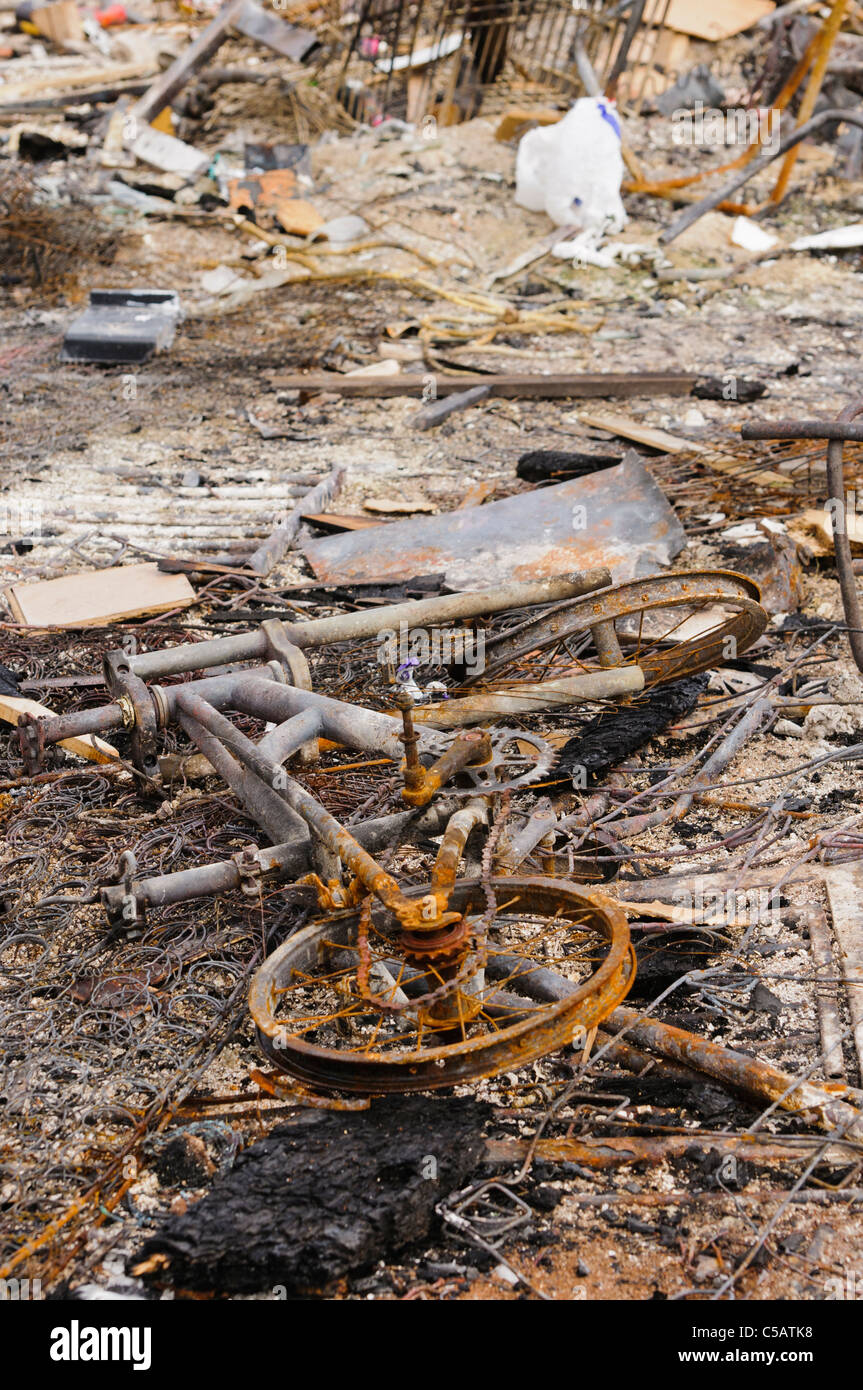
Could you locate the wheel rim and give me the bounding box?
[470,570,766,688]
[250,876,634,1094]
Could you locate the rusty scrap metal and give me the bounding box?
[484,1133,855,1171]
[244,467,344,577]
[273,372,707,399]
[742,407,863,673]
[609,1005,863,1147]
[250,877,635,1093]
[484,956,863,1145]
[117,567,611,681]
[13,569,612,785]
[301,454,687,588]
[471,569,767,688]
[661,107,863,245]
[99,796,465,923]
[410,666,645,727]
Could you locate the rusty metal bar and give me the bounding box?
[226,678,440,761]
[662,108,863,245]
[99,797,464,920]
[608,696,773,839]
[175,706,306,843]
[485,955,863,1143]
[173,688,439,930]
[126,568,611,680]
[257,708,323,764]
[742,421,863,443]
[411,665,645,727]
[742,406,863,674]
[430,801,488,902]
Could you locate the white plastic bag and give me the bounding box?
[515,98,627,235]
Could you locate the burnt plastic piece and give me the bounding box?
[516,448,623,484]
[692,375,767,404]
[61,289,181,364]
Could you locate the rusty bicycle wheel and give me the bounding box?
[465,570,766,689]
[250,876,634,1095]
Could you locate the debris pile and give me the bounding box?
[3,0,863,1313]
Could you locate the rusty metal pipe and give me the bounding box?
[492,798,556,874]
[257,708,323,764]
[610,1004,863,1145]
[827,412,863,674]
[485,953,863,1144]
[226,678,441,759]
[126,570,611,680]
[285,568,612,647]
[609,696,772,839]
[404,729,494,806]
[175,707,307,843]
[173,689,426,924]
[430,801,488,902]
[661,108,863,245]
[742,421,863,442]
[99,798,464,918]
[484,1132,853,1171]
[131,631,271,679]
[411,665,645,728]
[742,405,863,673]
[33,704,126,739]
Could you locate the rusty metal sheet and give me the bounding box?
[301,452,686,589]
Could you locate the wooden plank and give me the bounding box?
[579,408,793,488]
[130,0,246,126]
[270,372,701,399]
[301,513,383,532]
[578,410,692,454]
[645,0,775,41]
[1,60,157,104]
[4,562,196,627]
[824,864,863,1081]
[0,694,118,764]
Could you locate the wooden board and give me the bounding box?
[578,410,694,454]
[301,513,383,533]
[0,694,118,764]
[792,508,863,554]
[270,372,701,399]
[5,562,196,627]
[31,0,84,42]
[579,409,792,489]
[645,0,774,41]
[824,864,863,1079]
[1,60,157,105]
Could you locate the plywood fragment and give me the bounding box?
[4,562,195,627]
